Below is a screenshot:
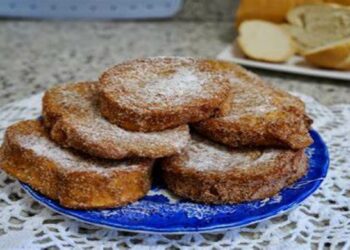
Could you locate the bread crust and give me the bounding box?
[235,0,348,26]
[0,120,154,209]
[193,61,313,149]
[161,135,308,204]
[42,81,190,159]
[304,38,350,70]
[98,57,232,132]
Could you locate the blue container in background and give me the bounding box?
[0,0,183,19]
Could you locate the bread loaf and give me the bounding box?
[325,0,350,4]
[235,0,350,25]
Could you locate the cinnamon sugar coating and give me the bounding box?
[0,120,154,209]
[99,57,232,132]
[42,81,190,159]
[161,134,308,204]
[193,61,313,149]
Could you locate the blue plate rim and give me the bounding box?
[20,129,329,234]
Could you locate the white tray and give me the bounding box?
[217,42,350,81]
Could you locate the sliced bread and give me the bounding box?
[98,57,232,132]
[286,4,350,52]
[161,134,308,204]
[43,81,190,160]
[192,61,313,150]
[0,120,154,209]
[237,20,296,62]
[304,38,350,70]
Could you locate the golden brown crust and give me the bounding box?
[161,135,308,204]
[304,38,350,70]
[42,81,190,159]
[235,0,328,26]
[0,120,153,209]
[98,57,232,132]
[192,61,313,149]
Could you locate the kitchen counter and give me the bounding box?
[0,20,349,107]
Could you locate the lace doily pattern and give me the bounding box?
[0,93,349,249]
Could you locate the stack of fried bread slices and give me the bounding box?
[0,57,313,209]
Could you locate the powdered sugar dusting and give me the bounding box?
[101,57,228,109]
[47,82,189,157]
[183,135,281,172]
[91,198,237,220]
[225,87,276,120]
[216,64,306,121]
[16,133,140,174]
[135,67,207,105]
[224,74,277,119]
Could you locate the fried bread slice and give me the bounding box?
[193,61,313,149]
[98,57,232,132]
[42,82,190,159]
[161,134,308,204]
[0,120,153,209]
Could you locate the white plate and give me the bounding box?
[217,42,350,81]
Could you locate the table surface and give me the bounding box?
[0,20,349,107]
[0,18,349,249]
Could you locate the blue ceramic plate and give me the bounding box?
[21,130,329,234]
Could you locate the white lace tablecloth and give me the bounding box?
[0,92,349,249]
